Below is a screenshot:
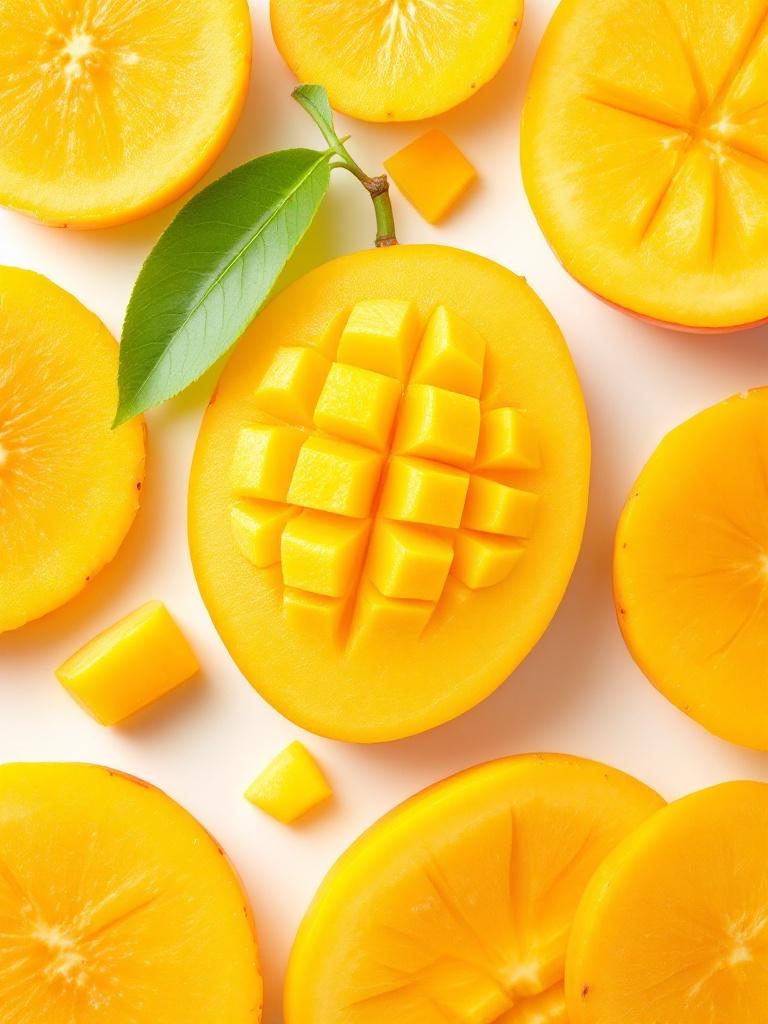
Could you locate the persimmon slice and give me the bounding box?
[0,763,262,1023]
[0,269,145,634]
[285,754,664,1024]
[0,0,251,226]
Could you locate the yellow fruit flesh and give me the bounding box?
[245,741,332,824]
[285,754,664,1024]
[0,763,262,1023]
[615,388,768,749]
[384,130,478,224]
[0,269,145,634]
[567,781,768,1024]
[522,0,768,328]
[189,246,590,742]
[0,0,251,226]
[271,0,523,122]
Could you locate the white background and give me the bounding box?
[2,2,768,1019]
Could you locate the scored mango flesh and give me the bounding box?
[189,246,590,742]
[567,782,768,1023]
[522,0,768,328]
[0,0,251,226]
[270,0,523,121]
[0,268,145,635]
[285,754,664,1024]
[614,388,768,749]
[0,763,262,1023]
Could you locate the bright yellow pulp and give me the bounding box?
[567,782,768,1023]
[0,269,145,634]
[271,0,523,121]
[0,763,262,1023]
[0,0,251,226]
[286,754,664,1023]
[189,246,590,742]
[615,388,768,749]
[522,0,768,329]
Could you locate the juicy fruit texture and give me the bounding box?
[0,0,251,226]
[271,0,523,122]
[522,0,768,329]
[285,754,664,1023]
[567,782,768,1023]
[0,269,145,634]
[245,741,332,824]
[189,246,590,742]
[615,389,768,749]
[56,601,199,725]
[384,130,478,224]
[0,763,262,1023]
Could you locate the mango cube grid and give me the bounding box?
[463,477,539,538]
[55,601,199,726]
[245,741,332,824]
[367,520,454,601]
[410,305,486,397]
[380,456,469,529]
[288,435,383,518]
[394,383,481,467]
[281,511,370,598]
[337,299,421,379]
[476,407,541,471]
[384,130,477,224]
[231,423,305,502]
[314,362,401,450]
[230,500,298,568]
[254,345,329,423]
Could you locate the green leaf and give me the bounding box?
[115,148,331,425]
[293,84,335,139]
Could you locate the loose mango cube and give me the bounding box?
[314,362,401,450]
[281,511,370,597]
[245,741,331,824]
[230,423,305,501]
[283,588,347,640]
[410,305,486,397]
[288,436,383,518]
[476,407,541,471]
[452,531,525,589]
[462,477,538,537]
[367,520,454,601]
[337,299,421,380]
[384,130,478,224]
[230,500,297,567]
[380,456,469,528]
[255,346,329,423]
[394,383,481,467]
[55,601,199,726]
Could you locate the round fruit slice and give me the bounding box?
[0,0,251,227]
[189,245,590,742]
[567,781,768,1024]
[285,754,664,1023]
[271,0,523,122]
[522,0,768,330]
[0,269,145,634]
[615,388,768,749]
[0,762,262,1023]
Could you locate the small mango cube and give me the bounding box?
[384,129,477,224]
[245,741,331,824]
[230,500,297,567]
[231,423,305,501]
[55,601,199,726]
[283,588,347,640]
[254,346,329,423]
[288,436,383,518]
[452,531,525,589]
[281,510,370,597]
[380,456,469,528]
[353,581,434,644]
[366,520,454,601]
[314,362,401,450]
[393,383,480,467]
[337,299,421,380]
[307,308,348,358]
[410,305,486,397]
[475,407,541,471]
[462,477,538,538]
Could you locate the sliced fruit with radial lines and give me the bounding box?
[614,388,768,749]
[0,762,262,1023]
[285,754,664,1024]
[0,268,145,634]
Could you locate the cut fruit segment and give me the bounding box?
[384,130,478,223]
[271,0,523,122]
[285,754,664,1023]
[614,388,768,749]
[567,781,768,1024]
[0,0,251,227]
[522,0,768,329]
[245,741,332,824]
[0,762,261,1023]
[0,269,145,634]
